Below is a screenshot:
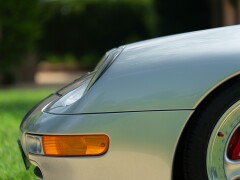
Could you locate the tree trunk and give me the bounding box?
[18,52,38,83]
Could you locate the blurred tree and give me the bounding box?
[153,0,211,36]
[230,0,240,25]
[231,0,240,5]
[39,0,156,69]
[0,0,41,84]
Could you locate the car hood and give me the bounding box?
[45,25,240,115]
[124,25,240,53]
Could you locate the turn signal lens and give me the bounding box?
[42,135,109,156]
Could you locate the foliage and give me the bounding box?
[0,0,227,76]
[0,0,41,83]
[39,0,156,68]
[0,0,156,74]
[0,89,54,179]
[230,0,240,6]
[153,0,210,36]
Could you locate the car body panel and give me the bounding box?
[19,26,240,180]
[46,25,240,115]
[22,110,192,180]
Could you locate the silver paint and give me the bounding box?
[45,25,240,115]
[19,25,240,180]
[22,110,192,180]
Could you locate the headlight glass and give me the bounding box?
[25,134,43,155]
[49,78,91,109]
[56,72,94,96]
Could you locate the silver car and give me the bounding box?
[19,25,240,180]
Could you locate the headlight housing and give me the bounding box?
[49,78,91,109]
[43,47,123,114]
[25,134,43,155]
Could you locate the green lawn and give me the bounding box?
[0,89,54,180]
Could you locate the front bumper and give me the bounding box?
[20,108,193,180]
[17,139,30,170]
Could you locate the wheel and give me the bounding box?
[183,82,240,180]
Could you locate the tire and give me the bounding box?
[182,82,240,180]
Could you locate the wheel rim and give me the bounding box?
[207,101,240,180]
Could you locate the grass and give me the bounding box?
[0,89,55,180]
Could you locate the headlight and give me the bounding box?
[43,47,123,114]
[56,72,94,96]
[46,78,91,111]
[25,134,43,155]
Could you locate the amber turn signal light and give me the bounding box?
[42,134,109,156]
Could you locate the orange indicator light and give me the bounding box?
[42,134,109,156]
